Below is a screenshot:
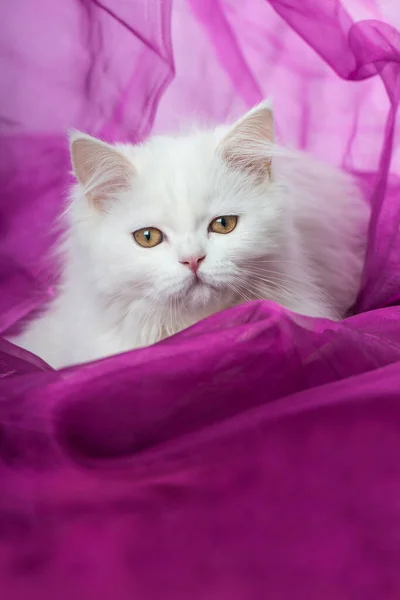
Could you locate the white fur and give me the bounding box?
[10,102,369,368]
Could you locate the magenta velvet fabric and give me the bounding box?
[1,1,400,598]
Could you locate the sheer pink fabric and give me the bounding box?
[1,1,400,598]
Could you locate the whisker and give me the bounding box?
[237,264,336,303]
[233,273,315,306]
[226,281,253,304]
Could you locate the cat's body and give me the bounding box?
[11,102,369,368]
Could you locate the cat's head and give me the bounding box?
[69,101,286,324]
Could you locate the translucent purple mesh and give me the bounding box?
[1,1,400,598]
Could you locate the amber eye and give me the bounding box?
[208,215,238,234]
[133,227,164,248]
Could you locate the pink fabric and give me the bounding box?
[1,1,400,598]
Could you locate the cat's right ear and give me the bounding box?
[69,132,135,209]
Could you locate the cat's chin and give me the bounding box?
[181,276,235,313]
[167,276,218,312]
[185,278,214,306]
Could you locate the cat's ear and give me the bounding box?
[69,132,135,209]
[218,100,274,179]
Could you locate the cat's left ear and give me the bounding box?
[218,100,274,179]
[69,131,135,209]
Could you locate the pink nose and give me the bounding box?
[180,255,206,274]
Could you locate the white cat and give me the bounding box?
[11,101,369,368]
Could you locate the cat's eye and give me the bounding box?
[208,215,238,234]
[133,227,164,248]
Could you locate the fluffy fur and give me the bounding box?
[11,101,369,368]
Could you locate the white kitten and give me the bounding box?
[11,101,369,368]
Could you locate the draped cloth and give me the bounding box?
[1,1,400,598]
